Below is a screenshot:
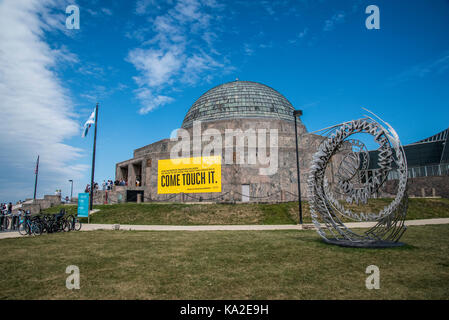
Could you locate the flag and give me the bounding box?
[35,155,39,174]
[82,108,96,138]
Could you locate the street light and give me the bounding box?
[68,179,73,203]
[293,110,303,224]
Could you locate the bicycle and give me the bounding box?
[1,211,10,231]
[11,212,20,231]
[18,213,42,236]
[43,214,63,233]
[67,215,82,231]
[0,211,6,231]
[41,210,72,233]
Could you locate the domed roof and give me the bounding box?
[181,80,295,128]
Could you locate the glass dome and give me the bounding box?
[181,80,295,128]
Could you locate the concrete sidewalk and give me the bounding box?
[0,231,22,239]
[81,218,449,231]
[1,218,449,239]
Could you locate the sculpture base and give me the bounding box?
[323,238,406,248]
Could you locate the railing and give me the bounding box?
[387,163,449,180]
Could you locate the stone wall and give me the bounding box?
[115,117,330,203]
[20,195,62,214]
[92,189,127,205]
[20,203,41,214]
[44,195,63,205]
[384,175,449,198]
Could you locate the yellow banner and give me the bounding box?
[157,156,222,194]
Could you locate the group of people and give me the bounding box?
[117,179,128,186]
[102,180,115,190]
[1,202,12,214]
[84,179,128,194]
[1,203,29,231]
[84,183,97,193]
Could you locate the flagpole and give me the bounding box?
[33,155,39,200]
[89,103,99,222]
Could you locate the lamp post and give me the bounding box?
[293,110,303,224]
[33,155,39,200]
[68,179,73,203]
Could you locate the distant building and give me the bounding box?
[365,127,449,179]
[369,127,449,198]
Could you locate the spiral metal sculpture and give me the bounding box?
[307,112,408,248]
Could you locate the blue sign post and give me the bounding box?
[77,193,89,220]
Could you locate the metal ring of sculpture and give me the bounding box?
[307,114,408,248]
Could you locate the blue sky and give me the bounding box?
[0,0,448,203]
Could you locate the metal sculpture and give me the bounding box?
[307,111,408,247]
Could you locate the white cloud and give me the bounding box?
[135,88,175,114]
[0,0,85,202]
[128,47,184,87]
[323,11,346,31]
[77,63,105,77]
[182,52,224,84]
[202,31,217,47]
[288,28,308,44]
[128,0,231,114]
[243,43,254,56]
[387,51,449,86]
[298,28,308,38]
[173,0,202,22]
[86,8,99,16]
[101,8,113,16]
[135,0,160,15]
[87,7,114,17]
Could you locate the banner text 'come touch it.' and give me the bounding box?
[157,156,221,194]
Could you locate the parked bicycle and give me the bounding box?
[66,214,82,231]
[1,208,82,235]
[0,209,9,231]
[18,211,42,236]
[38,209,82,233]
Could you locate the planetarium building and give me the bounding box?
[112,80,324,203]
[109,80,448,204]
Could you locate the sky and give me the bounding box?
[0,0,448,203]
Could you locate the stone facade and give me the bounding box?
[113,80,358,204]
[384,175,449,198]
[114,116,331,203]
[20,195,62,214]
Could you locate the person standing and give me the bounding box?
[0,206,4,231]
[11,210,18,230]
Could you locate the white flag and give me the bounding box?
[82,109,96,138]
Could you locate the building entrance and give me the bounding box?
[126,190,144,202]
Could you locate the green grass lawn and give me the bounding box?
[1,225,449,299]
[42,198,449,225]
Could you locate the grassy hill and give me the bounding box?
[41,198,449,225]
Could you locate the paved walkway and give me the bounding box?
[80,218,449,231]
[0,231,23,239]
[1,218,448,240]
